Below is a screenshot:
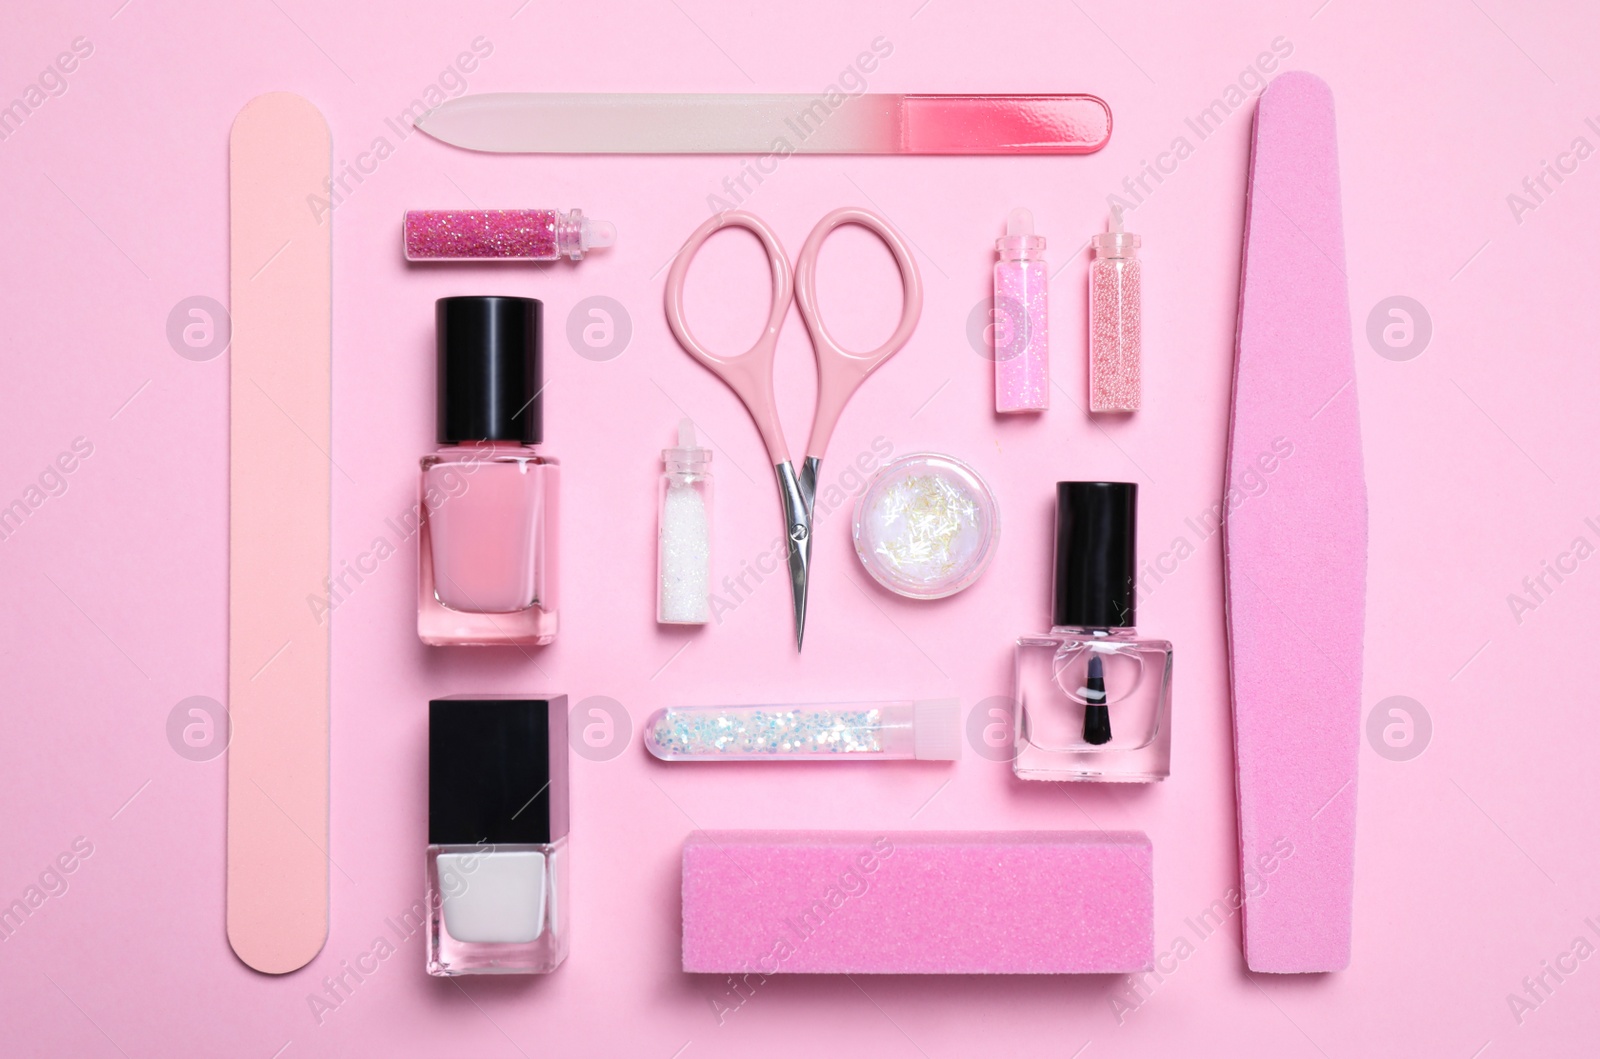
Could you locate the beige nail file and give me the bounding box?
[227,92,332,975]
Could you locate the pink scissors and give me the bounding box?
[665,207,923,650]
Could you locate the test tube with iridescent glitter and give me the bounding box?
[1088,206,1142,412]
[644,700,960,762]
[404,208,616,262]
[994,208,1049,413]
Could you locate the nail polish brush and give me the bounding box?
[1082,655,1111,745]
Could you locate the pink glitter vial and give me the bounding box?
[993,207,1049,413]
[403,208,616,262]
[1088,207,1141,412]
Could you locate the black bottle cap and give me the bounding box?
[436,296,543,445]
[429,696,569,845]
[1052,482,1138,628]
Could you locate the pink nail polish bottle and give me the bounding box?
[418,297,560,646]
[1088,207,1142,412]
[993,208,1049,413]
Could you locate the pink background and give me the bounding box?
[2,0,1597,1055]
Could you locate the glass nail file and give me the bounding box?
[644,700,960,761]
[415,93,1111,155]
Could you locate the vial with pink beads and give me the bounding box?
[1088,206,1142,412]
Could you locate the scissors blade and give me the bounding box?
[798,456,820,516]
[775,461,811,651]
[793,460,819,652]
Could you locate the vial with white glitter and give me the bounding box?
[657,420,712,624]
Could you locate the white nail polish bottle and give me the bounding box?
[427,695,570,975]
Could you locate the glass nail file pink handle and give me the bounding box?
[644,700,960,761]
[415,93,1112,155]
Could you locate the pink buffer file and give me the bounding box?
[681,831,1153,974]
[227,93,332,974]
[1224,72,1367,973]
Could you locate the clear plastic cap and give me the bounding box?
[558,208,617,259]
[1091,204,1140,257]
[663,418,712,472]
[581,217,617,251]
[911,699,962,760]
[996,206,1046,259]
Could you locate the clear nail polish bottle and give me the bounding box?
[418,297,560,646]
[1013,482,1172,782]
[427,695,570,976]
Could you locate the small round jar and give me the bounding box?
[852,453,1000,599]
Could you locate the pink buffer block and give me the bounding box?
[681,831,1153,974]
[1225,72,1367,973]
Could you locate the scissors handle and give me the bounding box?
[663,210,794,466]
[793,207,923,464]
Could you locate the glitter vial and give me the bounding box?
[993,207,1049,413]
[403,208,617,262]
[428,695,570,976]
[1088,207,1142,412]
[657,420,712,624]
[643,699,961,762]
[1013,483,1172,782]
[418,297,559,647]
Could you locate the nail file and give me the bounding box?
[681,831,1153,974]
[227,92,332,975]
[415,93,1111,154]
[1224,72,1366,973]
